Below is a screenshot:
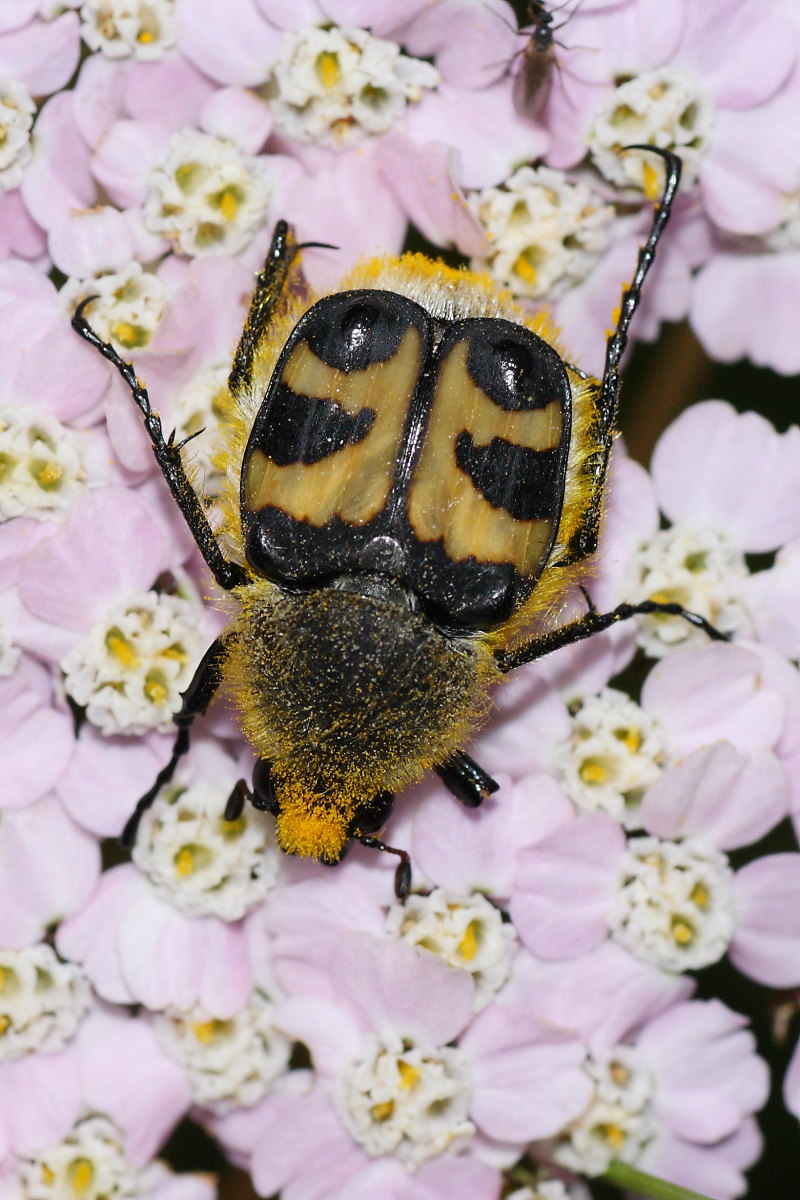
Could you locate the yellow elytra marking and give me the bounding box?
[458,921,480,962]
[244,328,421,527]
[398,1059,420,1089]
[68,1159,94,1197]
[407,339,560,571]
[371,1100,394,1122]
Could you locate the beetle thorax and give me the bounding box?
[224,577,497,861]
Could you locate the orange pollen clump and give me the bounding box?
[276,791,351,863]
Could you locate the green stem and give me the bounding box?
[603,1161,716,1200]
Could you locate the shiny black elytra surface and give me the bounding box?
[241,289,571,629]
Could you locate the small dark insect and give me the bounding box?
[72,146,725,902]
[512,0,564,119]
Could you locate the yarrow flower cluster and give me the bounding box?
[1,0,800,1198]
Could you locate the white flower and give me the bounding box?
[144,130,273,257]
[0,77,35,191]
[79,0,176,60]
[623,524,748,658]
[61,590,207,735]
[11,1116,143,1200]
[0,410,86,522]
[337,1031,474,1169]
[153,994,291,1111]
[549,1048,657,1176]
[60,263,167,353]
[270,24,439,148]
[134,779,282,920]
[588,69,713,197]
[172,363,232,503]
[610,835,737,972]
[554,688,666,827]
[469,166,614,300]
[0,945,91,1061]
[386,889,516,1011]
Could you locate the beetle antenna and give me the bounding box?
[599,146,681,438]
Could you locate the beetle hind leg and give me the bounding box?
[357,835,413,902]
[496,595,728,673]
[436,751,499,808]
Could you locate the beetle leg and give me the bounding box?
[495,597,727,673]
[436,752,499,808]
[228,221,301,397]
[120,638,228,847]
[71,307,247,592]
[357,836,413,902]
[224,779,249,821]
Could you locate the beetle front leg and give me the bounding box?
[71,308,248,592]
[121,638,229,847]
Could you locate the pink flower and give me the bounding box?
[55,734,283,1017]
[0,797,100,949]
[17,487,212,735]
[690,239,800,376]
[213,933,591,1198]
[510,952,767,1197]
[56,863,253,1017]
[597,403,800,660]
[543,0,800,235]
[510,745,798,984]
[0,660,74,811]
[174,0,543,188]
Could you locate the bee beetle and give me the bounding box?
[73,147,723,900]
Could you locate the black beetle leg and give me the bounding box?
[120,638,228,848]
[436,751,499,808]
[357,836,413,902]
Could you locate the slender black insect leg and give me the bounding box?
[495,597,727,673]
[71,304,247,593]
[436,751,500,809]
[358,837,413,902]
[120,638,228,848]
